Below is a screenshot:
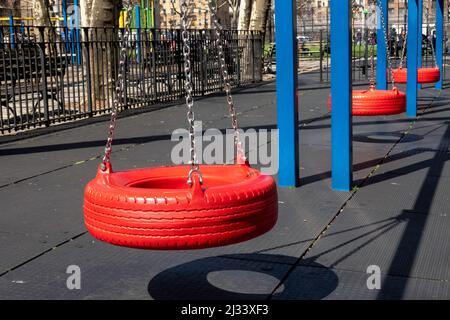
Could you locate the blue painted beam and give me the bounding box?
[135,5,142,64]
[407,0,419,117]
[62,0,69,52]
[9,15,15,49]
[436,0,444,90]
[274,0,299,188]
[62,0,68,28]
[417,0,423,90]
[377,0,388,90]
[331,0,352,191]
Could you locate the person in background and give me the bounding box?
[389,27,397,57]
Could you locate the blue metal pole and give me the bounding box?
[331,0,352,191]
[62,0,68,27]
[436,0,444,90]
[417,0,423,90]
[62,0,69,52]
[135,5,141,64]
[74,0,81,65]
[71,1,77,63]
[407,0,419,117]
[377,0,388,90]
[274,0,299,188]
[9,15,15,49]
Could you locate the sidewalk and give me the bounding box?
[0,76,449,299]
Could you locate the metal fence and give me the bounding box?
[0,26,263,134]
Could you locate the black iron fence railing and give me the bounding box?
[0,26,263,134]
[264,23,450,85]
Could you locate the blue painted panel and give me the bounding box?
[274,0,299,187]
[407,0,419,117]
[436,0,444,90]
[417,0,423,90]
[377,0,388,90]
[331,0,352,191]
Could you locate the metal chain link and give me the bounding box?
[101,1,133,171]
[430,33,437,67]
[425,11,438,67]
[377,0,396,87]
[399,32,407,68]
[396,6,436,69]
[180,0,203,185]
[208,0,246,163]
[370,32,376,87]
[369,3,376,87]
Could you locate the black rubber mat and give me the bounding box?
[299,207,450,280]
[0,79,448,299]
[274,264,449,300]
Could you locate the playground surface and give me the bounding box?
[0,72,449,300]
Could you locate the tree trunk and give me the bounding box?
[33,0,53,27]
[238,0,267,82]
[231,6,239,29]
[249,0,269,32]
[237,0,252,30]
[80,0,94,28]
[228,0,240,30]
[33,0,57,53]
[81,0,121,103]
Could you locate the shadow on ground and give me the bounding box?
[147,253,338,300]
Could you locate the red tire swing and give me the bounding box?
[328,86,406,116]
[83,1,278,250]
[328,1,406,116]
[392,67,441,84]
[392,19,440,84]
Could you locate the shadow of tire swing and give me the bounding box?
[147,254,339,300]
[353,131,424,144]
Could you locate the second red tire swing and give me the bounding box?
[328,1,406,117]
[392,67,441,84]
[328,86,406,116]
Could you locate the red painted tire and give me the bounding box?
[84,163,278,250]
[392,67,441,84]
[328,87,406,116]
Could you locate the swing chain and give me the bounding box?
[208,0,246,163]
[376,0,395,87]
[399,32,407,68]
[425,10,438,67]
[101,0,133,171]
[370,33,376,87]
[180,0,203,185]
[398,6,436,69]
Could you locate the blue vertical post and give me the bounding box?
[436,0,444,90]
[9,15,15,49]
[62,0,68,27]
[71,0,81,64]
[407,0,419,117]
[275,0,299,187]
[331,0,352,191]
[76,0,81,65]
[135,5,141,64]
[377,0,388,90]
[62,0,69,52]
[417,0,423,89]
